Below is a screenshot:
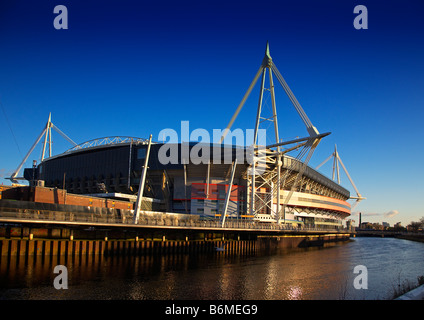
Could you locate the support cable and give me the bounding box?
[271,63,313,129]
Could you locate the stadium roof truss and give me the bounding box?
[65,136,151,153]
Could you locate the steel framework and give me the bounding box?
[316,145,366,210]
[8,113,77,183]
[65,136,151,153]
[220,42,330,223]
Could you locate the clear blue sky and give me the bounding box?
[1,0,423,226]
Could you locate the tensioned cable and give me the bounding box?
[271,63,313,129]
[0,99,23,158]
[271,63,311,127]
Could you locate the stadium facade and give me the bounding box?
[24,138,351,229]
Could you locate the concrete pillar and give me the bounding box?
[34,240,42,256]
[74,241,80,257]
[100,241,105,256]
[88,241,93,256]
[28,240,35,257]
[119,241,124,255]
[44,241,51,256]
[52,241,59,256]
[66,241,73,256]
[135,241,140,255]
[81,241,87,256]
[1,240,8,256]
[17,240,26,256]
[10,240,18,256]
[59,241,65,255]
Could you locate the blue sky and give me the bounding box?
[1,0,423,226]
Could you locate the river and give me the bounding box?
[0,237,423,300]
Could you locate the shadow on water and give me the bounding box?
[1,237,423,300]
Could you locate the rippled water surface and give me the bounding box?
[1,237,423,300]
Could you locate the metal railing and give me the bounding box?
[0,206,350,233]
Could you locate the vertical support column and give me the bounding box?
[335,145,340,184]
[250,158,256,216]
[41,113,52,162]
[127,138,133,189]
[268,68,280,149]
[276,154,281,221]
[254,68,267,145]
[268,67,281,222]
[183,164,189,214]
[221,160,237,227]
[206,162,210,199]
[48,119,52,158]
[134,134,153,224]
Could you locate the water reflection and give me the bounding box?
[1,238,424,300]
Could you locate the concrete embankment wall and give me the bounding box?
[0,238,258,258]
[396,234,424,243]
[257,233,352,253]
[0,233,351,259]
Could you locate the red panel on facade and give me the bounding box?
[191,183,244,201]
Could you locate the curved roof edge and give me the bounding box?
[65,136,152,153]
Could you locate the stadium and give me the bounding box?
[10,43,361,230]
[24,138,351,230]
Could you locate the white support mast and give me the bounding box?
[8,113,77,183]
[220,42,328,222]
[316,145,366,210]
[221,159,237,227]
[133,134,153,224]
[41,113,52,162]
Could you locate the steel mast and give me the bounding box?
[220,42,328,223]
[8,113,77,183]
[316,145,366,210]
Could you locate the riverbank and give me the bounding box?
[355,230,424,243]
[396,234,424,243]
[395,284,424,300]
[0,232,351,258]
